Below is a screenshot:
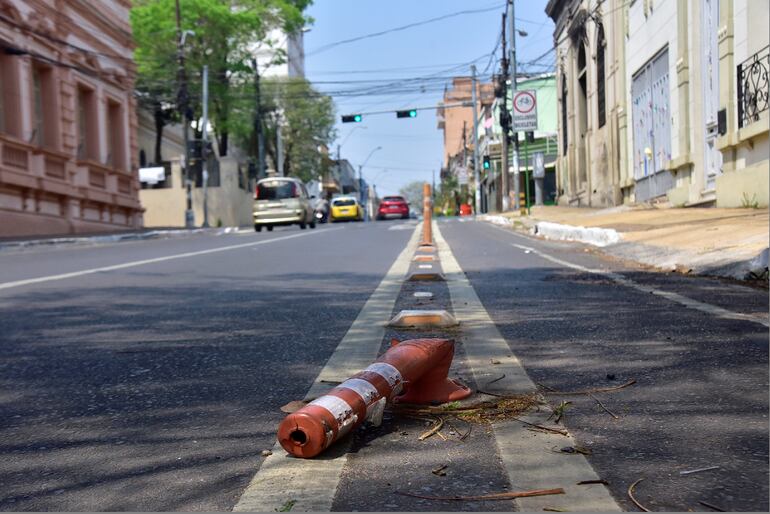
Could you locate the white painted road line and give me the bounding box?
[0,228,343,293]
[387,222,418,231]
[511,242,770,328]
[232,224,422,512]
[434,222,622,512]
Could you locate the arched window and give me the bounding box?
[561,75,568,155]
[596,23,606,128]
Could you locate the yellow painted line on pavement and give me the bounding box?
[433,221,623,512]
[0,228,343,292]
[511,242,770,328]
[232,223,422,512]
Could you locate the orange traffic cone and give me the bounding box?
[277,338,471,458]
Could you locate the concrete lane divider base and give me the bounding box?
[407,271,446,281]
[387,309,458,329]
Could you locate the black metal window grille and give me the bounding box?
[561,75,568,155]
[596,24,607,128]
[737,45,769,128]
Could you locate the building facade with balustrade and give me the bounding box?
[547,0,768,208]
[0,0,142,238]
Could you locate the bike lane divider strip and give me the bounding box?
[433,221,622,512]
[232,224,422,512]
[509,241,770,328]
[0,228,343,293]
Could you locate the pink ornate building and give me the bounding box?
[0,0,142,237]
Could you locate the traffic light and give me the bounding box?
[396,109,418,119]
[483,156,491,170]
[341,114,363,123]
[526,131,535,142]
[499,109,510,130]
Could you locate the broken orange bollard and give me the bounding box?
[421,183,433,246]
[277,338,471,458]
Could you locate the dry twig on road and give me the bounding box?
[699,500,726,512]
[588,392,620,419]
[627,478,650,512]
[396,487,565,501]
[542,379,637,396]
[512,417,568,435]
[484,374,506,387]
[418,417,444,441]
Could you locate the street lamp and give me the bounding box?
[359,146,382,221]
[340,125,367,148]
[372,168,388,183]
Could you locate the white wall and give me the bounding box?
[626,0,679,167]
[253,28,305,79]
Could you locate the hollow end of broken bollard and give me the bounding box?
[277,410,334,459]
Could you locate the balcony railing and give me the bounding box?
[1,137,30,170]
[737,45,769,129]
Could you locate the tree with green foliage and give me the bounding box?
[436,174,460,215]
[235,77,336,182]
[399,181,427,212]
[130,0,311,160]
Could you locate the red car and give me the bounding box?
[376,195,410,220]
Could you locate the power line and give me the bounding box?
[308,61,492,76]
[306,2,506,56]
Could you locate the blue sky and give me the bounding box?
[302,0,555,197]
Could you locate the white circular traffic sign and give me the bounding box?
[513,91,536,114]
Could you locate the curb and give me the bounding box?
[480,217,769,283]
[0,226,245,252]
[533,220,622,247]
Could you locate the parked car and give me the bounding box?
[253,177,315,231]
[376,195,410,220]
[330,196,363,222]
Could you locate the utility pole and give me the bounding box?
[276,119,284,176]
[201,65,209,228]
[470,64,481,215]
[175,0,194,228]
[432,168,436,203]
[336,144,341,195]
[510,0,520,211]
[462,121,467,203]
[500,11,510,212]
[358,164,363,210]
[252,58,265,179]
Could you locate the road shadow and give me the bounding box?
[0,270,383,511]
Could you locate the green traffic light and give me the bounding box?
[409,110,417,118]
[342,114,363,123]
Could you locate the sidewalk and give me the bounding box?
[0,226,247,252]
[482,205,769,281]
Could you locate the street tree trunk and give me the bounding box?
[153,102,165,164]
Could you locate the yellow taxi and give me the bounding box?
[330,196,363,222]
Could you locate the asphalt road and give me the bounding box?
[0,218,767,512]
[439,218,769,512]
[0,222,413,511]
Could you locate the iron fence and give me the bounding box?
[738,45,769,128]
